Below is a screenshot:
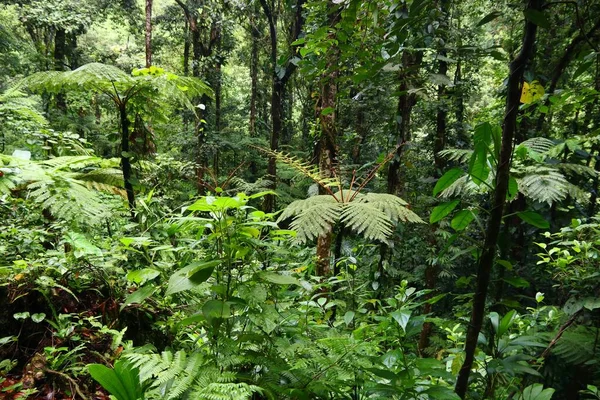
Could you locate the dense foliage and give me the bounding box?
[1,0,599,399]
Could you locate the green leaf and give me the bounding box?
[430,200,460,223]
[517,211,549,229]
[390,309,411,332]
[31,313,46,323]
[477,11,502,26]
[518,384,555,400]
[433,168,463,196]
[507,175,519,200]
[424,386,461,399]
[497,309,518,337]
[166,260,221,295]
[88,360,142,400]
[13,312,29,320]
[469,146,490,185]
[258,271,301,286]
[121,285,156,311]
[343,311,355,326]
[202,300,231,322]
[524,10,550,29]
[451,209,477,231]
[126,268,160,285]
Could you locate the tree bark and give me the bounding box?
[145,0,153,68]
[54,27,67,111]
[387,51,422,195]
[119,103,136,214]
[259,0,306,213]
[455,1,541,397]
[249,11,260,138]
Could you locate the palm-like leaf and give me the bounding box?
[279,196,341,242]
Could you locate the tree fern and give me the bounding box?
[0,154,124,224]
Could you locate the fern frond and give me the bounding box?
[517,168,569,205]
[256,148,339,192]
[280,196,341,243]
[545,326,600,366]
[519,137,556,154]
[357,192,424,223]
[439,174,480,198]
[558,163,598,178]
[438,149,473,163]
[341,202,393,241]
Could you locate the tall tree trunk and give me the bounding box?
[119,103,135,214]
[454,1,541,397]
[145,0,153,68]
[314,3,341,277]
[183,19,190,76]
[434,55,448,172]
[54,27,67,111]
[387,51,422,195]
[249,13,260,138]
[259,0,305,212]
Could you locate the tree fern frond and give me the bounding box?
[357,192,424,223]
[519,137,556,154]
[544,327,600,366]
[438,149,473,163]
[283,196,341,243]
[558,163,598,178]
[341,202,393,241]
[256,148,339,191]
[439,175,479,198]
[517,169,569,205]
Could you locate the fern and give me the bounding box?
[278,191,423,244]
[544,326,600,366]
[124,349,262,400]
[0,155,124,224]
[516,167,570,205]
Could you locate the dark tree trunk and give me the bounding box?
[249,13,260,138]
[54,27,67,111]
[260,0,305,213]
[314,3,341,277]
[351,103,367,165]
[145,0,153,68]
[387,51,422,195]
[119,103,136,214]
[183,19,190,76]
[434,53,448,173]
[455,2,541,397]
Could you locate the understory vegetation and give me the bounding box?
[1,0,600,399]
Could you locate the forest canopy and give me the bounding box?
[1,0,600,399]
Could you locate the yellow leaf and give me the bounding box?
[520,80,545,104]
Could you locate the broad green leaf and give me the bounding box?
[166,260,220,295]
[517,211,549,229]
[477,11,502,26]
[430,200,460,223]
[497,309,518,337]
[343,311,355,326]
[202,300,231,322]
[390,309,411,332]
[518,384,555,400]
[89,361,142,400]
[523,10,550,29]
[451,209,477,231]
[469,146,490,185]
[424,386,461,399]
[126,268,160,285]
[258,271,301,286]
[507,175,519,200]
[433,168,463,196]
[121,285,156,311]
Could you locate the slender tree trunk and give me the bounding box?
[387,51,422,195]
[455,2,541,397]
[183,19,190,76]
[54,27,67,111]
[434,54,448,173]
[314,3,340,277]
[145,0,153,68]
[260,0,305,212]
[119,103,135,214]
[249,14,260,138]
